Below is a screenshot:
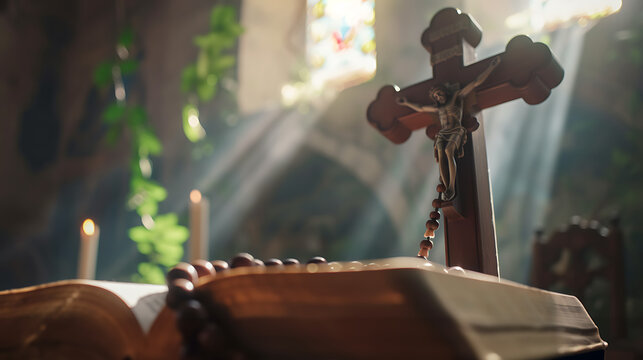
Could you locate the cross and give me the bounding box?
[366,8,563,276]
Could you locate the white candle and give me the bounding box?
[78,219,100,280]
[189,190,210,261]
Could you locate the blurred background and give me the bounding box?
[0,0,641,346]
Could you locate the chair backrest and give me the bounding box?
[530,216,626,340]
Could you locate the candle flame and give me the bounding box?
[82,219,96,236]
[190,190,202,203]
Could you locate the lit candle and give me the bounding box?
[78,219,100,279]
[189,190,210,261]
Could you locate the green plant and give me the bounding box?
[180,5,243,143]
[94,28,189,284]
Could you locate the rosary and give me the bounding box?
[417,182,447,259]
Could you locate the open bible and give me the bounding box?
[0,280,180,359]
[0,258,605,359]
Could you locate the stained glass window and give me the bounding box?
[306,0,376,91]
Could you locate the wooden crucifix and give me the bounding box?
[367,8,563,276]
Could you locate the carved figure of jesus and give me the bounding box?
[397,56,501,201]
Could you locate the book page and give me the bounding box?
[87,281,167,334]
[422,271,603,359]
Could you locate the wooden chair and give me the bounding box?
[530,216,641,359]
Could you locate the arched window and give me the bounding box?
[306,0,376,91]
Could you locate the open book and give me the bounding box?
[0,258,606,359]
[0,280,179,359]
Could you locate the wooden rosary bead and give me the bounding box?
[264,258,283,266]
[166,278,195,310]
[167,262,199,285]
[436,184,446,193]
[424,219,439,238]
[430,211,440,220]
[282,258,300,265]
[210,260,229,272]
[420,239,434,250]
[425,219,439,231]
[191,259,215,279]
[197,323,227,354]
[306,256,327,264]
[432,199,442,209]
[177,299,208,339]
[418,238,434,258]
[253,259,265,267]
[230,253,255,268]
[462,116,479,132]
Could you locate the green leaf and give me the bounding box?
[137,198,158,217]
[154,242,184,267]
[93,62,113,88]
[154,213,179,229]
[220,22,244,39]
[138,262,165,284]
[130,176,148,193]
[194,34,216,48]
[205,74,218,88]
[182,104,206,142]
[129,225,153,243]
[182,103,199,119]
[212,33,236,51]
[194,32,236,54]
[196,52,210,78]
[131,178,167,203]
[160,225,190,244]
[210,6,237,31]
[119,59,139,76]
[209,6,243,40]
[138,129,163,156]
[212,55,236,72]
[118,27,134,48]
[155,255,181,268]
[128,106,148,127]
[181,65,197,93]
[130,157,144,180]
[102,103,126,124]
[105,124,123,145]
[137,242,153,255]
[144,181,167,201]
[197,81,216,101]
